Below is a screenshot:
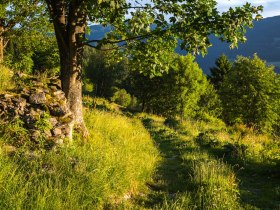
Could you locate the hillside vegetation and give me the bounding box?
[1,97,279,209]
[0,51,280,209]
[0,1,278,209]
[0,108,159,209]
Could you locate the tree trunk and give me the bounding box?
[0,25,5,63]
[141,98,146,112]
[59,46,87,139]
[47,1,88,140]
[0,36,4,63]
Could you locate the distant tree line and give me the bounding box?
[83,48,280,134]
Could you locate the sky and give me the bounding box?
[216,0,280,18]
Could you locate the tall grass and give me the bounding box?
[0,65,13,92]
[141,116,241,210]
[191,159,240,209]
[0,110,159,209]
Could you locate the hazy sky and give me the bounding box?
[216,0,280,18]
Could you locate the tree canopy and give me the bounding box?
[219,54,280,133]
[0,0,48,62]
[208,54,232,90]
[43,0,263,137]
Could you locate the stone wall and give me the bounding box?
[0,75,73,148]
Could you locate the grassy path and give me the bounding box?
[134,118,240,210]
[132,117,280,210]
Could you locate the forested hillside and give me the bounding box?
[195,15,280,74]
[88,16,280,74]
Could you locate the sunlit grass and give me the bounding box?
[0,65,13,92]
[0,110,159,209]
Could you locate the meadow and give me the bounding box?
[1,97,279,209]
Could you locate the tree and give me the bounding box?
[83,46,129,98]
[219,54,280,133]
[44,0,262,138]
[197,80,222,119]
[208,54,232,90]
[169,54,208,120]
[4,30,59,74]
[0,0,47,62]
[127,54,212,120]
[31,35,60,76]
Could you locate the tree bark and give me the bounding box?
[46,0,88,140]
[0,36,4,63]
[0,24,5,63]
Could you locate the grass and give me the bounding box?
[0,65,13,92]
[0,98,279,209]
[136,117,241,210]
[0,109,159,209]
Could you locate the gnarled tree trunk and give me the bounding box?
[46,0,88,140]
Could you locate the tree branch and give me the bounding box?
[85,30,163,46]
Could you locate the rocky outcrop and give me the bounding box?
[0,75,73,148]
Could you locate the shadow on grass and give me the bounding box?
[138,118,198,208]
[195,137,280,210]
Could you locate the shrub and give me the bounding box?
[82,78,94,94]
[164,117,180,129]
[111,88,131,107]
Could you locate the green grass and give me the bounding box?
[0,109,159,209]
[137,117,241,210]
[0,101,279,209]
[0,65,13,92]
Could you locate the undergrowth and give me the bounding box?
[0,98,279,209]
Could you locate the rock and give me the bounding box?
[44,130,52,138]
[52,127,62,136]
[53,90,65,101]
[49,104,69,117]
[12,97,27,110]
[49,85,58,92]
[20,88,31,99]
[55,138,64,145]
[33,81,45,87]
[49,117,58,126]
[0,102,6,111]
[29,92,47,104]
[31,130,41,141]
[3,93,14,99]
[0,74,72,148]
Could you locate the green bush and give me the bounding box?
[164,117,180,129]
[82,78,94,94]
[111,88,131,107]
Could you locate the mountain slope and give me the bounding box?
[88,16,280,74]
[193,15,280,74]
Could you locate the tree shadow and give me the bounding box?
[138,118,197,208]
[140,117,280,209]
